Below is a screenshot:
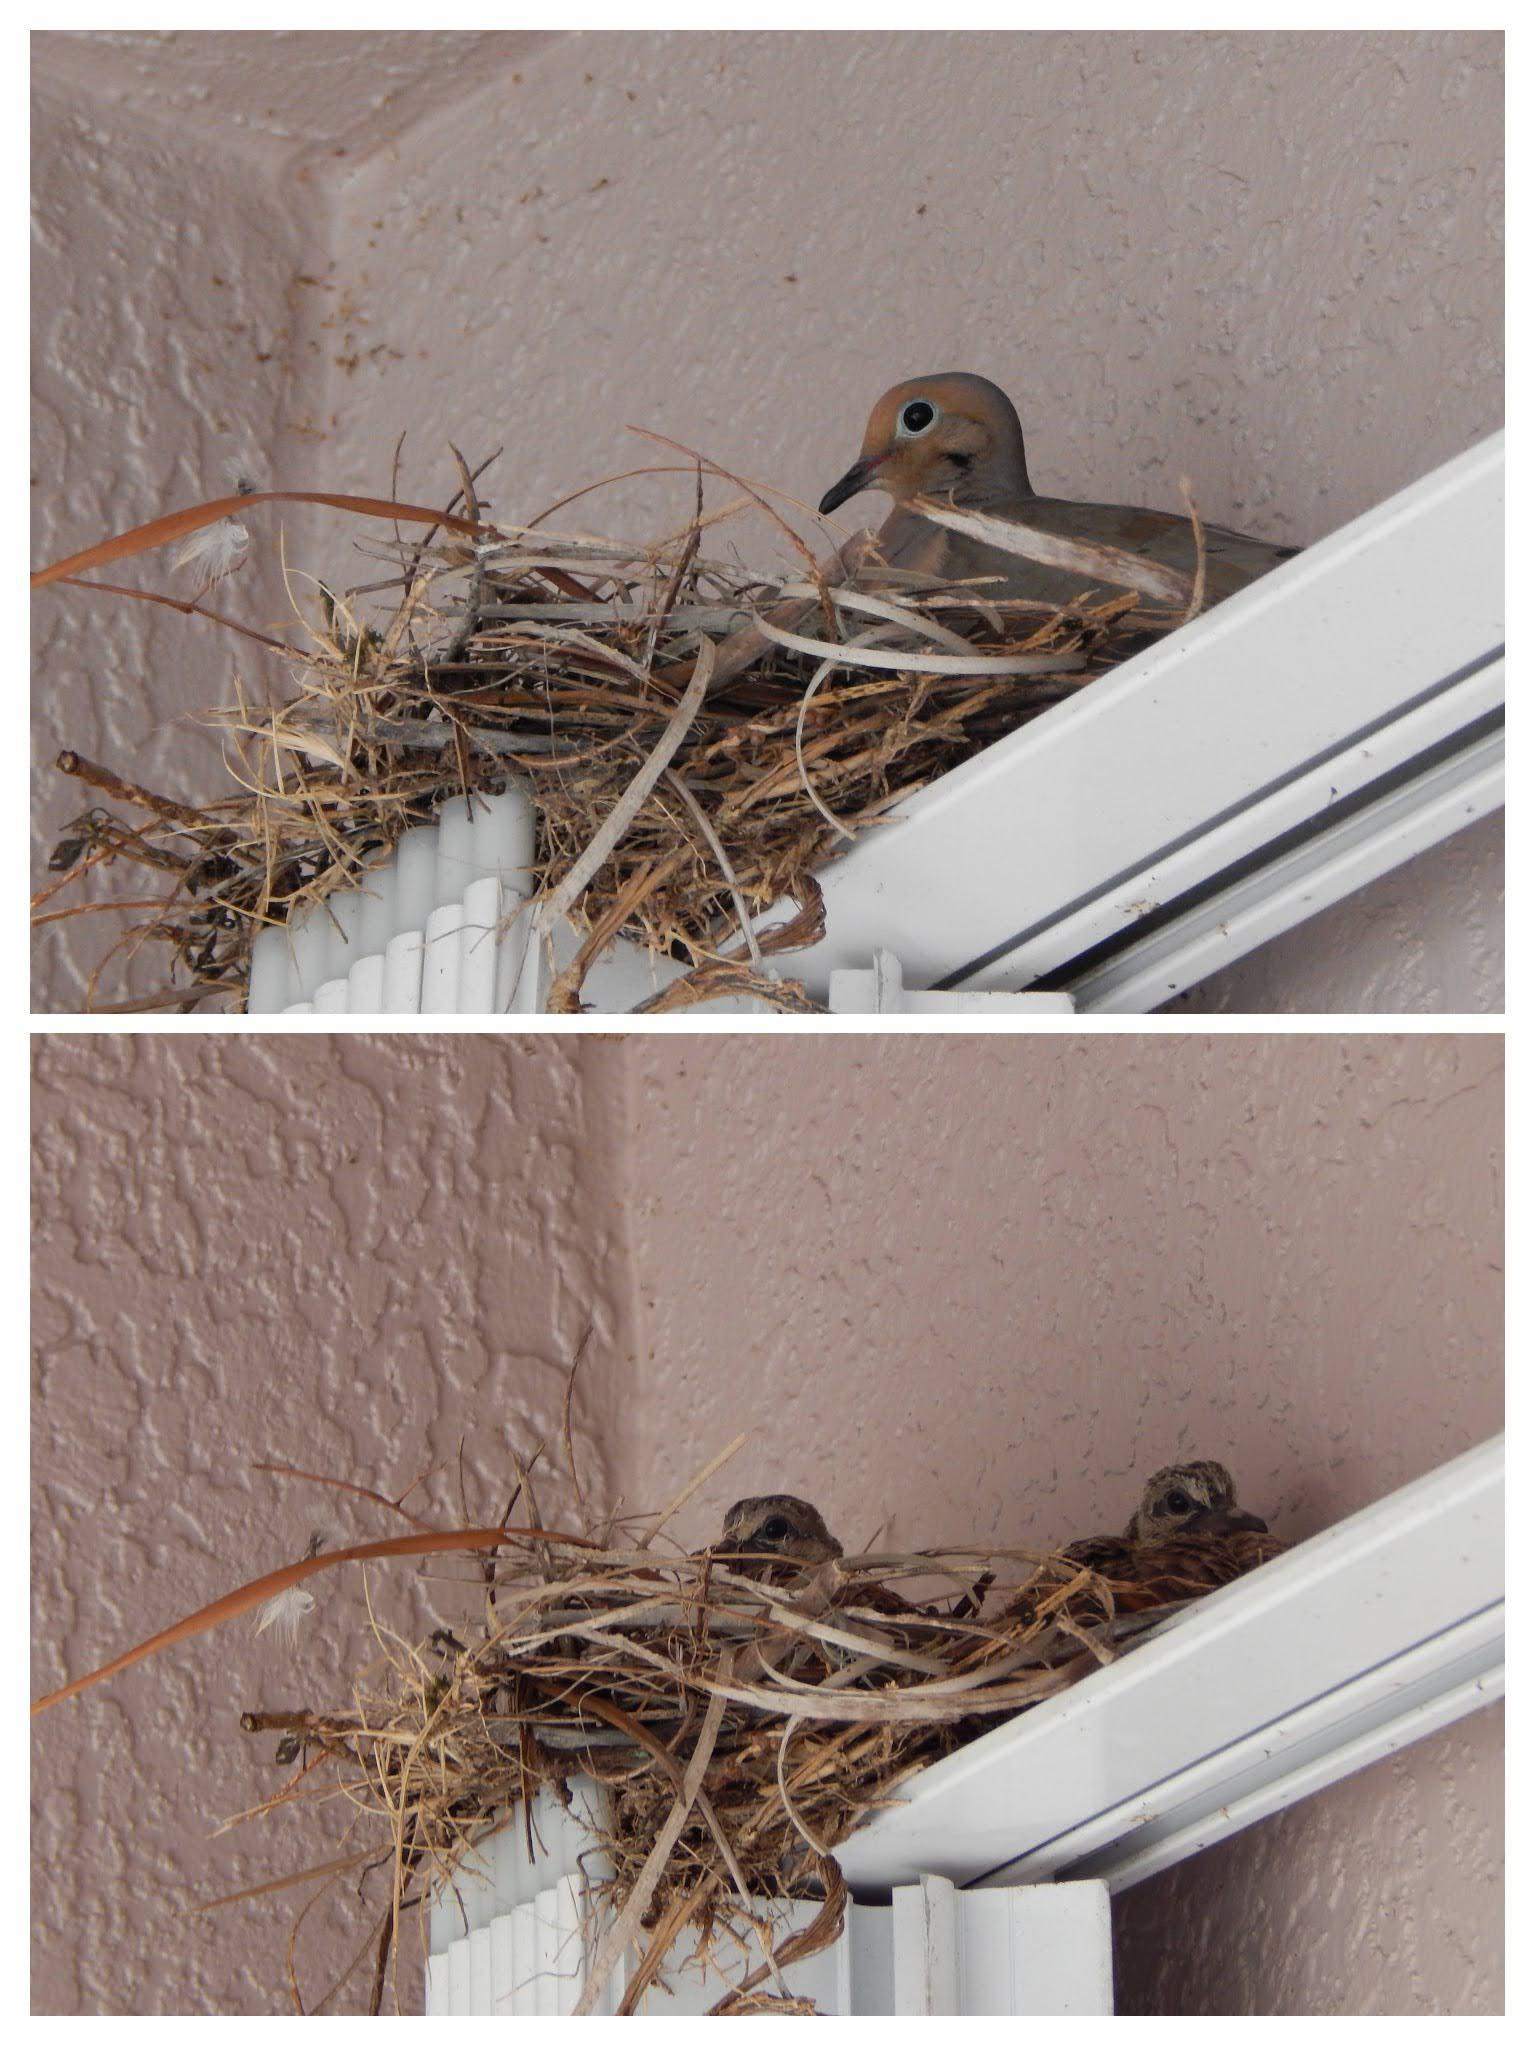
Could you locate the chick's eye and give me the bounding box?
[900,400,936,435]
[1165,1490,1193,1514]
[759,1516,791,1541]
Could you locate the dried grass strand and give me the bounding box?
[573,1670,733,2014]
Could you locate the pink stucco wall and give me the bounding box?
[31,29,1503,1013]
[31,1034,638,2015]
[33,1033,1502,2013]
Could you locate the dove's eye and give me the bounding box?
[1164,1489,1194,1515]
[898,400,936,436]
[759,1516,791,1542]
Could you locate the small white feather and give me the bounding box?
[173,517,251,585]
[253,1585,316,1643]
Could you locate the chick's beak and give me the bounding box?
[1186,1507,1270,1536]
[818,453,885,517]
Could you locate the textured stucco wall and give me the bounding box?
[30,69,323,1010]
[32,29,1503,1012]
[29,29,551,1011]
[620,1035,1503,2014]
[1114,1704,1503,2014]
[316,29,1501,543]
[621,1037,1503,1552]
[34,1033,1502,2012]
[31,1034,638,2015]
[32,29,559,161]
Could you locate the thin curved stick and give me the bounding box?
[794,652,859,847]
[660,768,765,968]
[54,575,298,651]
[32,1522,599,1714]
[572,1665,732,2015]
[625,426,822,576]
[32,489,491,590]
[757,612,1082,676]
[1176,475,1210,624]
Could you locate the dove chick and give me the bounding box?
[711,1495,923,1619]
[713,1494,844,1581]
[1012,1459,1286,1625]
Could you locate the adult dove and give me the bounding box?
[819,373,1298,611]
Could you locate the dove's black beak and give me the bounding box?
[818,455,884,517]
[1186,1506,1269,1536]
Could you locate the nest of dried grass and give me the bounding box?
[34,1391,1202,2015]
[233,1519,1163,2014]
[35,445,1208,1012]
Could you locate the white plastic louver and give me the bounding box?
[247,789,540,1015]
[424,1784,1112,2016]
[245,786,779,1015]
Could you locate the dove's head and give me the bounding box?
[1126,1461,1270,1544]
[719,1494,844,1572]
[819,372,1032,517]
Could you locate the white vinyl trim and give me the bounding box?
[1066,712,1504,1011]
[835,1433,1503,1896]
[828,949,1075,1012]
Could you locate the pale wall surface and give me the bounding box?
[33,1034,1503,2012]
[30,71,321,1010]
[621,1035,1502,1556]
[32,29,1503,1011]
[317,29,1501,543]
[31,1035,637,2015]
[1114,1704,1503,2014]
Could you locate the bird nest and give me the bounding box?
[33,445,1210,1012]
[34,1414,1249,2015]
[233,1526,1145,2014]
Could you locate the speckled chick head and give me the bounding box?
[819,372,1033,516]
[719,1494,844,1568]
[1126,1460,1269,1543]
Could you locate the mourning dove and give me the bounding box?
[711,1495,919,1616]
[818,372,1298,611]
[1009,1459,1286,1624]
[714,1494,844,1579]
[1066,1458,1273,1564]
